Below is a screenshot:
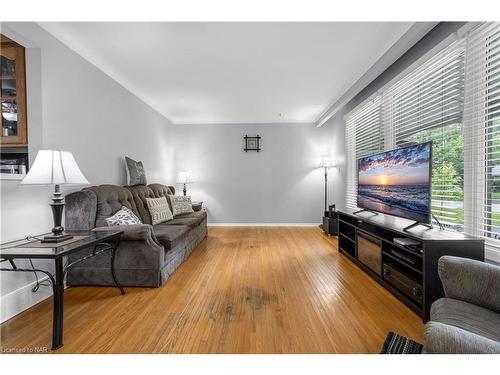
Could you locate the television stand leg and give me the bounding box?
[403,214,444,232]
[353,208,379,215]
[431,213,445,230]
[403,221,433,232]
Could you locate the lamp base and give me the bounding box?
[43,184,72,243]
[41,234,74,243]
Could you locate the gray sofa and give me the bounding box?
[423,256,500,354]
[64,183,207,287]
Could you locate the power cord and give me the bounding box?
[431,213,445,230]
[24,235,61,293]
[28,258,52,292]
[26,235,44,242]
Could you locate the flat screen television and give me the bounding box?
[357,142,432,223]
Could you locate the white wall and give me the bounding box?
[323,111,347,211]
[173,122,343,224]
[0,22,176,322]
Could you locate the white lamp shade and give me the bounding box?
[176,171,193,184]
[20,150,90,185]
[318,155,335,169]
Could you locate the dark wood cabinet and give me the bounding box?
[1,34,27,146]
[337,209,484,322]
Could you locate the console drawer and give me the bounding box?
[383,263,422,305]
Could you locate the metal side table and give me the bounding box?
[0,230,124,350]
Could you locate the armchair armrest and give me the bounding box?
[92,224,162,247]
[438,256,500,313]
[424,321,500,354]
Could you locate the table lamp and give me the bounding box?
[176,171,193,196]
[20,150,89,243]
[318,155,335,212]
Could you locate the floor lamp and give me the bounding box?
[318,155,335,213]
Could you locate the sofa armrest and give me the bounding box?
[65,189,97,231]
[423,321,500,354]
[438,256,500,314]
[92,224,162,247]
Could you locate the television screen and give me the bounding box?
[357,142,432,223]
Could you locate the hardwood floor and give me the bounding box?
[0,227,423,353]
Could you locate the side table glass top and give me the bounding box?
[0,230,123,259]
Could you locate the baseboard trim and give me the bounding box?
[0,276,52,324]
[208,223,321,227]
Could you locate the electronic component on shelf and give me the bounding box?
[393,238,423,254]
[394,237,420,247]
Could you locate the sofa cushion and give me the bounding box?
[431,298,500,342]
[85,185,140,228]
[166,211,207,228]
[146,196,173,225]
[153,224,190,250]
[126,185,156,224]
[424,321,500,354]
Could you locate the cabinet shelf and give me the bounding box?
[388,241,423,258]
[339,232,355,244]
[1,35,27,146]
[339,234,355,258]
[382,251,423,275]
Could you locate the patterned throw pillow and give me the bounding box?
[146,197,173,225]
[105,206,142,226]
[125,156,147,186]
[168,195,194,216]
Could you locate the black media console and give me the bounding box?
[337,209,485,322]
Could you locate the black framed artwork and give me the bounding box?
[244,135,261,152]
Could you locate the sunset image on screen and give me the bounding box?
[357,142,431,223]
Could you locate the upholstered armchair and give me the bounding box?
[423,256,500,354]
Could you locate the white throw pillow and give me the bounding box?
[105,206,142,226]
[168,195,194,216]
[146,196,173,225]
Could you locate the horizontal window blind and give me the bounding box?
[345,97,383,209]
[464,22,500,255]
[384,42,466,229]
[343,21,500,260]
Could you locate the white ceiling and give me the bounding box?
[39,22,413,125]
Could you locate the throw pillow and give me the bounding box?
[125,156,147,186]
[168,195,194,216]
[146,196,173,225]
[105,206,142,226]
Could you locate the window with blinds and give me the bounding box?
[464,23,500,254]
[345,97,384,209]
[343,22,500,260]
[384,42,466,230]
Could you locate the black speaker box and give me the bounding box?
[322,214,338,236]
